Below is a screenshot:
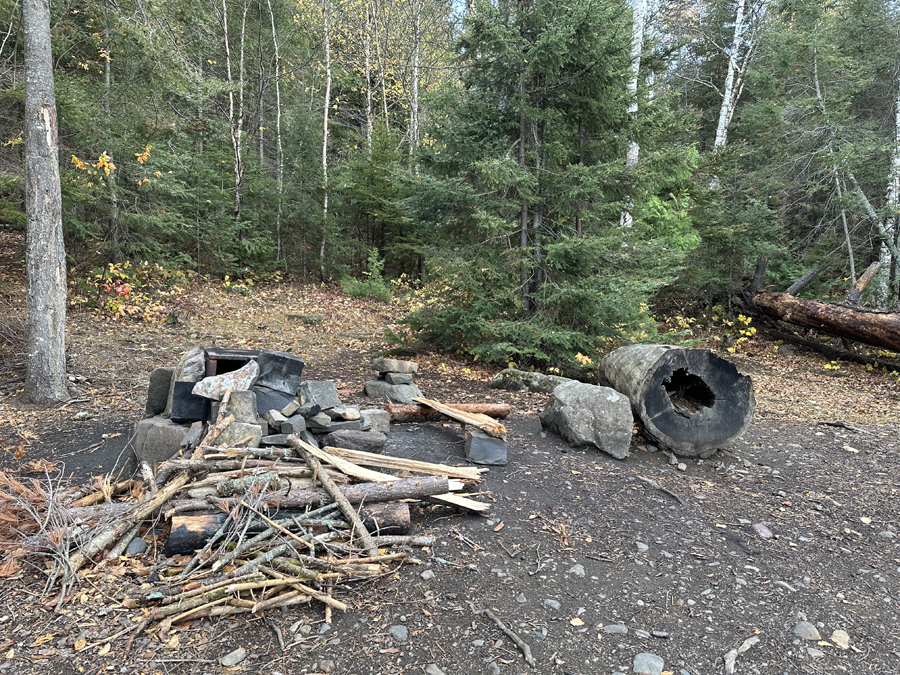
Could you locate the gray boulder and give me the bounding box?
[539,381,633,459]
[360,409,390,434]
[465,429,508,465]
[489,368,571,393]
[166,346,206,414]
[364,380,423,404]
[298,380,342,411]
[129,417,190,465]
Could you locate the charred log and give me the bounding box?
[600,345,755,458]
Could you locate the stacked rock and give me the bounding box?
[364,358,423,404]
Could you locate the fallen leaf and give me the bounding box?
[493,522,504,532]
[570,618,584,626]
[74,639,87,651]
[97,643,111,656]
[30,633,54,647]
[166,634,180,649]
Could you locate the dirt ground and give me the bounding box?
[2,233,900,675]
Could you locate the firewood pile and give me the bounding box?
[0,397,496,644]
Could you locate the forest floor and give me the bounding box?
[1,230,900,675]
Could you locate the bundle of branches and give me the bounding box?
[0,432,488,636]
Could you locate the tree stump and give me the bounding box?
[600,345,755,458]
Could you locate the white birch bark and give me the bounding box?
[714,0,746,150]
[409,5,420,158]
[23,0,68,403]
[219,0,249,219]
[364,2,373,150]
[620,0,646,228]
[266,0,285,268]
[875,71,900,310]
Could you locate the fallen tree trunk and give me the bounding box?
[752,292,900,352]
[167,503,410,555]
[385,402,511,423]
[600,346,755,458]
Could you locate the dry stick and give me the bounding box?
[212,525,278,572]
[327,552,404,565]
[636,476,691,508]
[239,500,316,552]
[252,589,305,613]
[260,562,348,611]
[289,436,379,557]
[372,535,435,547]
[69,471,192,573]
[468,602,536,668]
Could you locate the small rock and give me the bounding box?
[372,357,419,374]
[632,652,664,675]
[806,647,825,658]
[878,530,895,540]
[543,599,561,611]
[830,629,850,650]
[668,453,678,466]
[753,523,773,539]
[317,659,336,673]
[424,666,445,675]
[421,569,435,581]
[568,564,585,577]
[516,593,527,603]
[488,662,500,675]
[677,462,687,472]
[794,621,821,641]
[635,629,651,639]
[603,624,628,634]
[636,541,649,553]
[219,647,247,667]
[384,372,415,385]
[388,625,409,643]
[124,537,147,555]
[652,631,669,638]
[472,639,485,647]
[319,623,332,634]
[74,411,91,421]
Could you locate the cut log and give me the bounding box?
[411,397,507,439]
[600,345,755,458]
[322,445,486,481]
[386,402,511,423]
[752,292,900,352]
[167,503,411,555]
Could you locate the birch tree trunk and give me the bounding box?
[23,0,68,404]
[219,0,248,220]
[409,3,420,159]
[364,2,373,149]
[266,0,285,268]
[619,0,645,228]
[874,71,900,310]
[713,0,746,150]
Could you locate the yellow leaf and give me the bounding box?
[5,649,12,658]
[97,643,111,656]
[493,522,504,532]
[571,470,581,475]
[30,633,54,646]
[74,639,87,651]
[166,634,180,649]
[570,618,584,626]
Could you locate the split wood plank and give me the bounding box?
[411,397,507,439]
[321,445,486,481]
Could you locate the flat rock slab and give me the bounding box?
[539,381,633,459]
[129,417,190,465]
[372,357,418,374]
[144,367,174,418]
[227,390,259,424]
[215,422,262,448]
[322,429,388,453]
[298,381,342,411]
[251,386,296,417]
[192,359,259,400]
[365,380,423,404]
[465,428,508,465]
[256,350,305,394]
[170,381,211,423]
[384,372,414,385]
